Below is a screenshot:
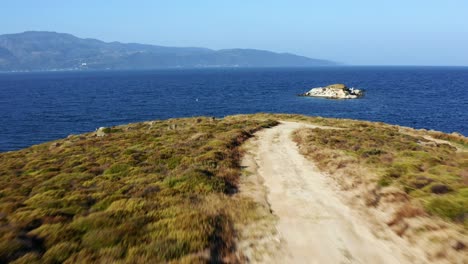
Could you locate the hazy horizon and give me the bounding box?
[2,1,468,66]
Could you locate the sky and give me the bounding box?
[1,0,468,66]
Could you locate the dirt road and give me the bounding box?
[243,121,428,263]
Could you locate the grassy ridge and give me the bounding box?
[292,121,468,228]
[1,113,466,263]
[0,116,278,263]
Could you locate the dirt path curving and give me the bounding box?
[241,121,428,263]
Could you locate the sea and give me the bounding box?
[0,66,467,152]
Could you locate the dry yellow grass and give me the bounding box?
[1,113,466,263]
[291,118,468,262]
[0,115,278,263]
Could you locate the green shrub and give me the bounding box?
[384,164,408,178]
[378,176,393,187]
[425,197,467,222]
[104,163,130,176]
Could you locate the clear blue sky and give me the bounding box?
[2,0,467,65]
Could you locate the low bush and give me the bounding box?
[425,196,467,224]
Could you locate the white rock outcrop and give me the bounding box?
[301,84,364,99]
[96,127,108,137]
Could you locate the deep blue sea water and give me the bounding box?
[0,66,467,152]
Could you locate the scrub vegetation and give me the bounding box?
[0,113,466,263]
[292,120,468,228]
[0,115,277,263]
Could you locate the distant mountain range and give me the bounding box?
[0,31,337,71]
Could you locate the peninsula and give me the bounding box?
[0,114,466,263]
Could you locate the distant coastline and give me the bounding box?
[2,65,468,74]
[0,31,338,72]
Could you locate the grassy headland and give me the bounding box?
[0,113,466,263]
[0,116,277,263]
